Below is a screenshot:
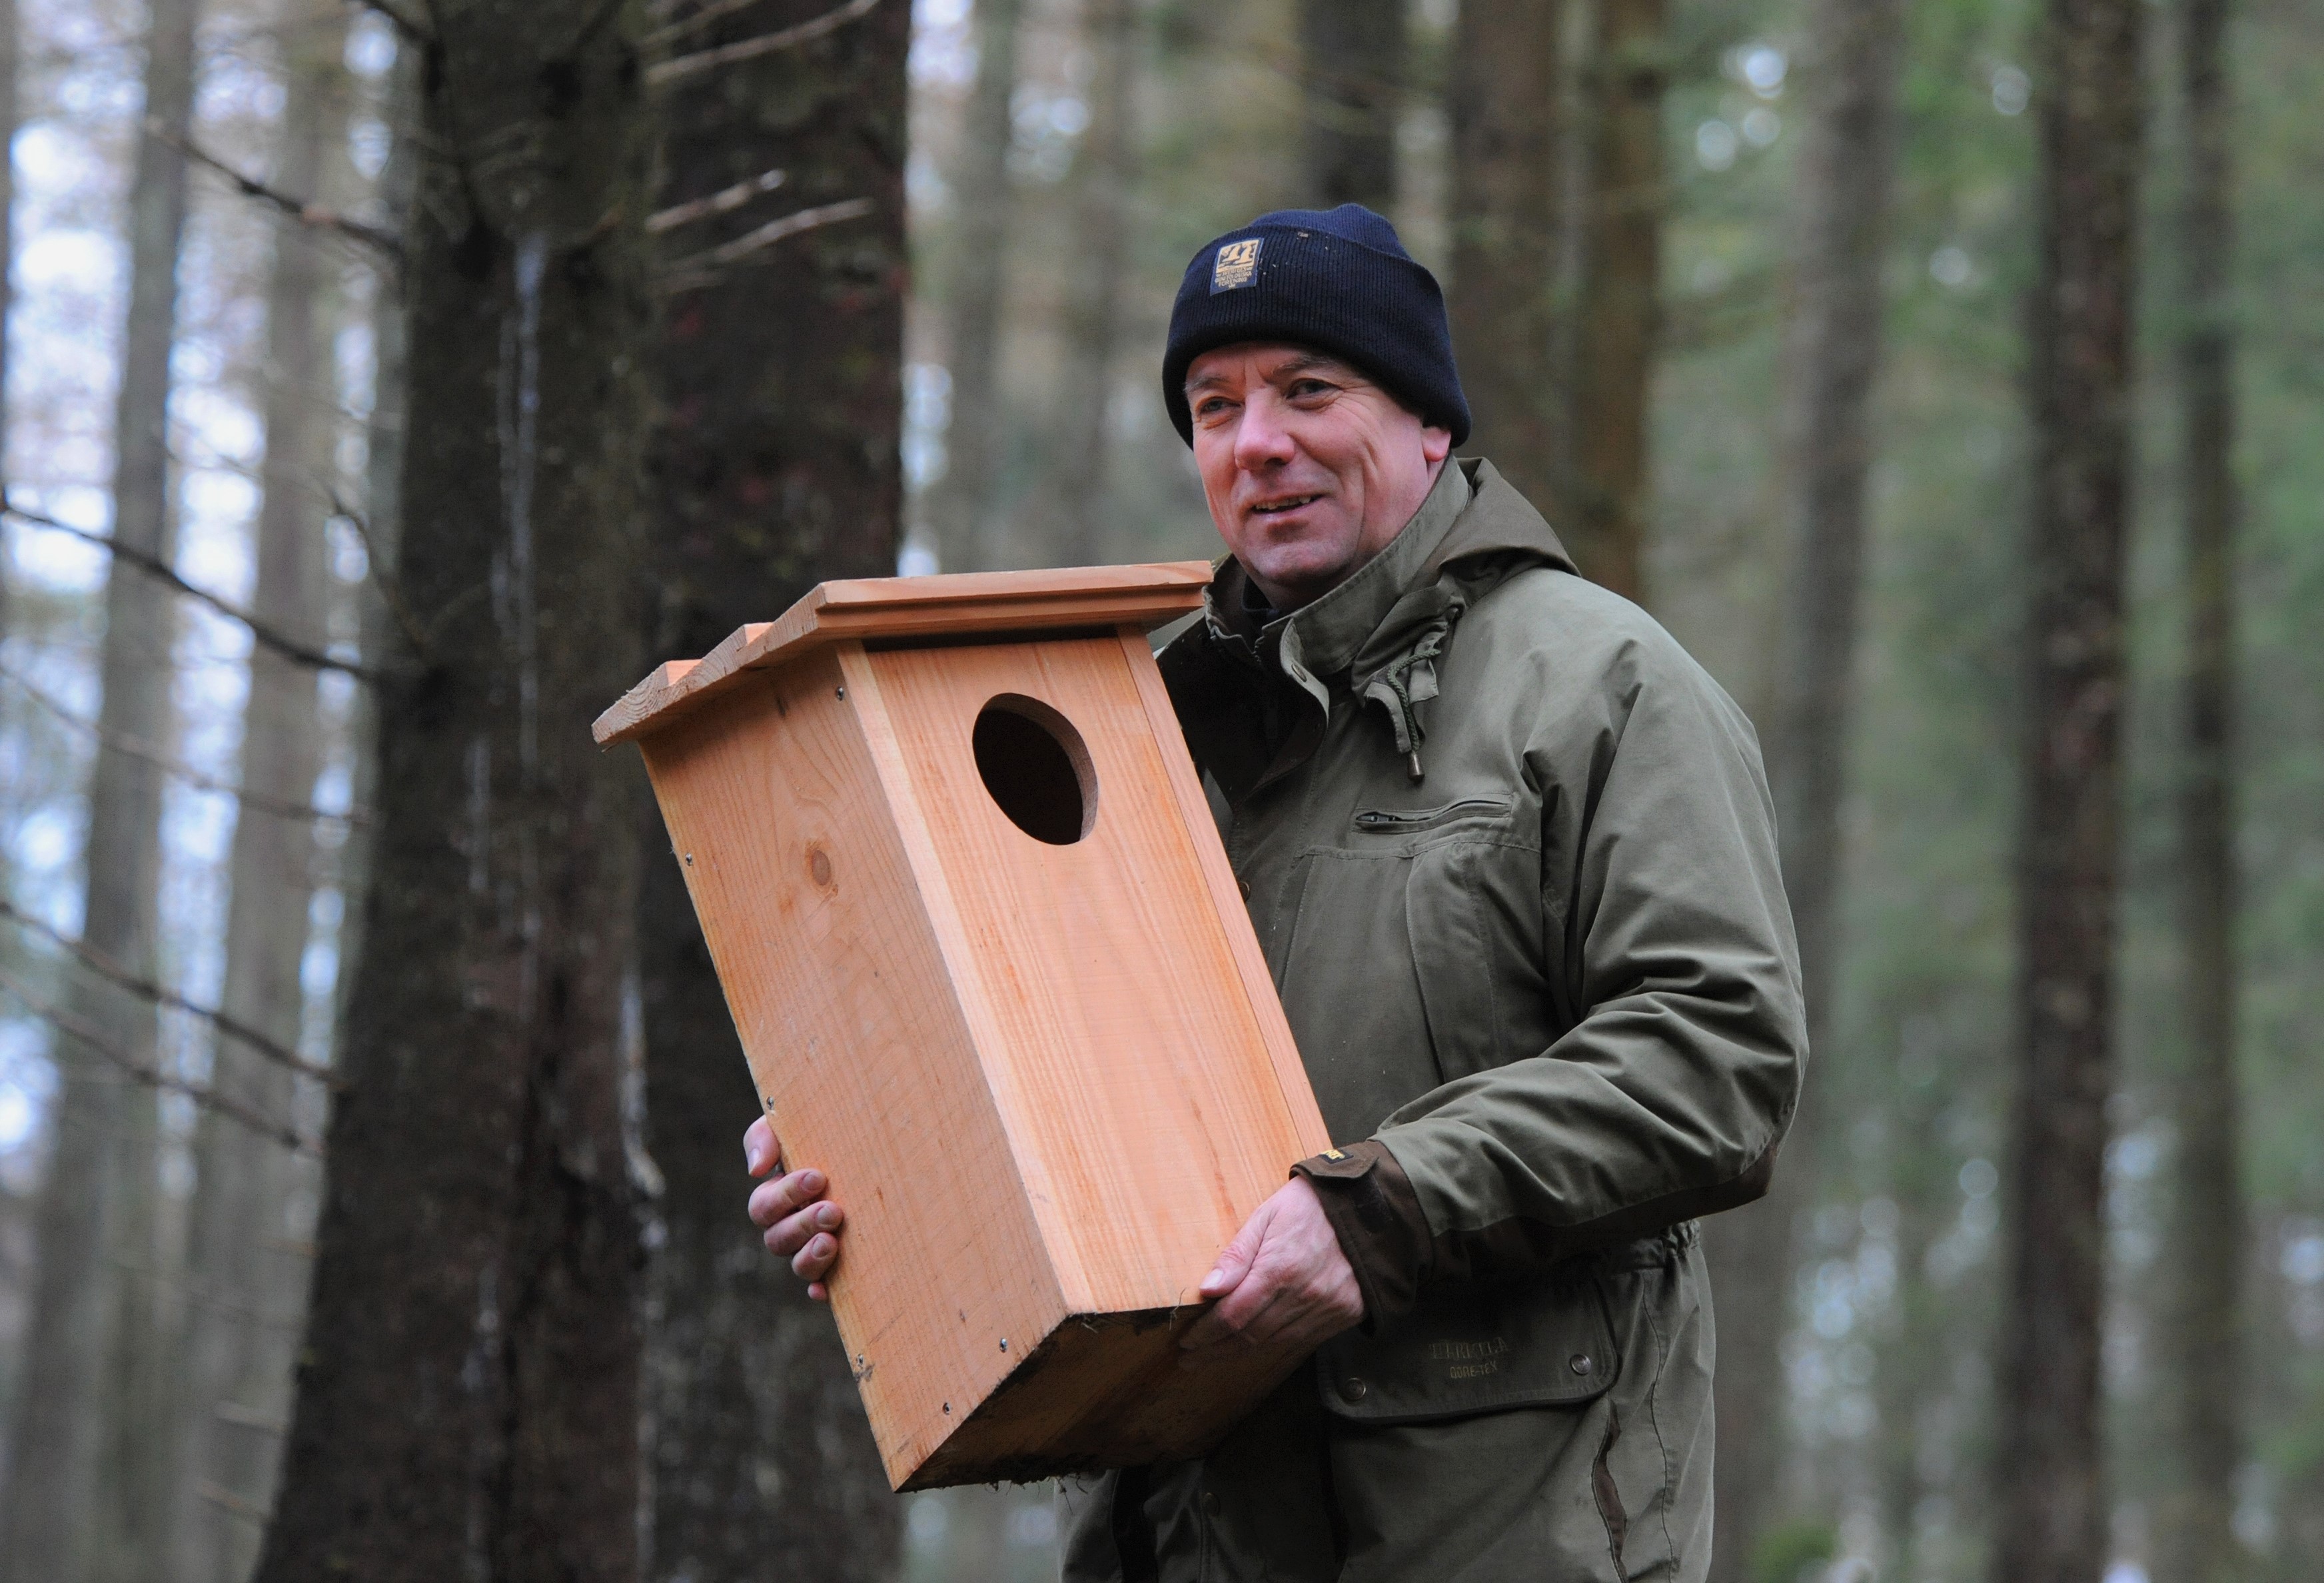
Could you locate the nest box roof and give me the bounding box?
[593,562,1216,748]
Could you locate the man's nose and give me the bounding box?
[1232,395,1297,470]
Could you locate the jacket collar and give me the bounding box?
[1169,458,1576,795]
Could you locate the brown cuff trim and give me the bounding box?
[1291,1140,1433,1324]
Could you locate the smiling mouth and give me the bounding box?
[1250,494,1321,516]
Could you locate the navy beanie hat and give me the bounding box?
[1162,204,1470,447]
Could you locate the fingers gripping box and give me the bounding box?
[596,564,1331,1491]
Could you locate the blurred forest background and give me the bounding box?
[0,0,2313,1580]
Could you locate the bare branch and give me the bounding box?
[641,0,773,51]
[656,198,875,293]
[3,498,376,682]
[0,898,341,1089]
[0,968,323,1158]
[648,0,882,87]
[647,166,786,234]
[149,117,404,269]
[197,1482,275,1524]
[319,486,434,663]
[0,660,369,827]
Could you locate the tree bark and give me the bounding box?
[251,1,654,1576]
[2157,0,2243,1576]
[1570,0,1664,601]
[926,0,1021,574]
[162,18,347,1580]
[1994,4,2144,1582]
[1446,0,1564,521]
[0,0,201,1575]
[638,2,907,1579]
[1045,0,1135,566]
[1703,3,1906,1579]
[1297,0,1402,212]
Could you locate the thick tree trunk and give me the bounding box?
[1703,3,1906,1579]
[1297,0,1402,212]
[0,0,201,1576]
[638,3,907,1579]
[251,2,654,1576]
[1994,4,2143,1583]
[162,19,347,1580]
[1045,0,1135,566]
[1445,0,1564,518]
[1570,0,1663,600]
[2157,0,2243,1576]
[927,0,1021,574]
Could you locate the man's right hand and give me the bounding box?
[744,1115,844,1301]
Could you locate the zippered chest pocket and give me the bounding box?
[1351,795,1512,837]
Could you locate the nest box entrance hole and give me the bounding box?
[973,694,1097,845]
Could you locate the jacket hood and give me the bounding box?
[1169,458,1579,793]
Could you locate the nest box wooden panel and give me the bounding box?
[595,565,1331,1490]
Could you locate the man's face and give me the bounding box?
[1185,343,1452,612]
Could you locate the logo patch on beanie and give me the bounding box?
[1211,237,1263,292]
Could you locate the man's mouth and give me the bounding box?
[1250,494,1322,516]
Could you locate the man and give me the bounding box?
[745,205,1805,1581]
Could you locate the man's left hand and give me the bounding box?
[1179,1177,1364,1360]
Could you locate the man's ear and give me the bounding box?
[1421,425,1453,466]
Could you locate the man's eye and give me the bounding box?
[1287,379,1335,400]
[1195,397,1233,420]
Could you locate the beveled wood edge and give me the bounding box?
[592,562,1216,748]
[1116,628,1334,1159]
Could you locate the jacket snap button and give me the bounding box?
[1237,875,1251,899]
[1341,1375,1369,1402]
[1569,1353,1594,1376]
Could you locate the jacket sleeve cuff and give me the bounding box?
[1291,1140,1432,1324]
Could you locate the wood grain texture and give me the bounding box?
[1117,627,1332,1160]
[594,562,1213,746]
[637,647,1067,1486]
[864,636,1320,1317]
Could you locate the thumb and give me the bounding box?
[1200,1201,1271,1299]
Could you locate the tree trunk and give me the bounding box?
[1445,0,1563,518]
[162,19,347,1580]
[1703,3,1906,1578]
[328,39,420,1051]
[251,1,654,1575]
[927,0,1021,574]
[0,0,16,508]
[638,3,907,1579]
[1994,3,2144,1582]
[0,0,201,1575]
[1570,0,1663,601]
[1045,0,1135,567]
[2157,0,2243,1576]
[1297,0,1402,212]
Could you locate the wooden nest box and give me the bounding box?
[595,564,1330,1491]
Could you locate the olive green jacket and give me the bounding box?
[1061,459,1805,1582]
